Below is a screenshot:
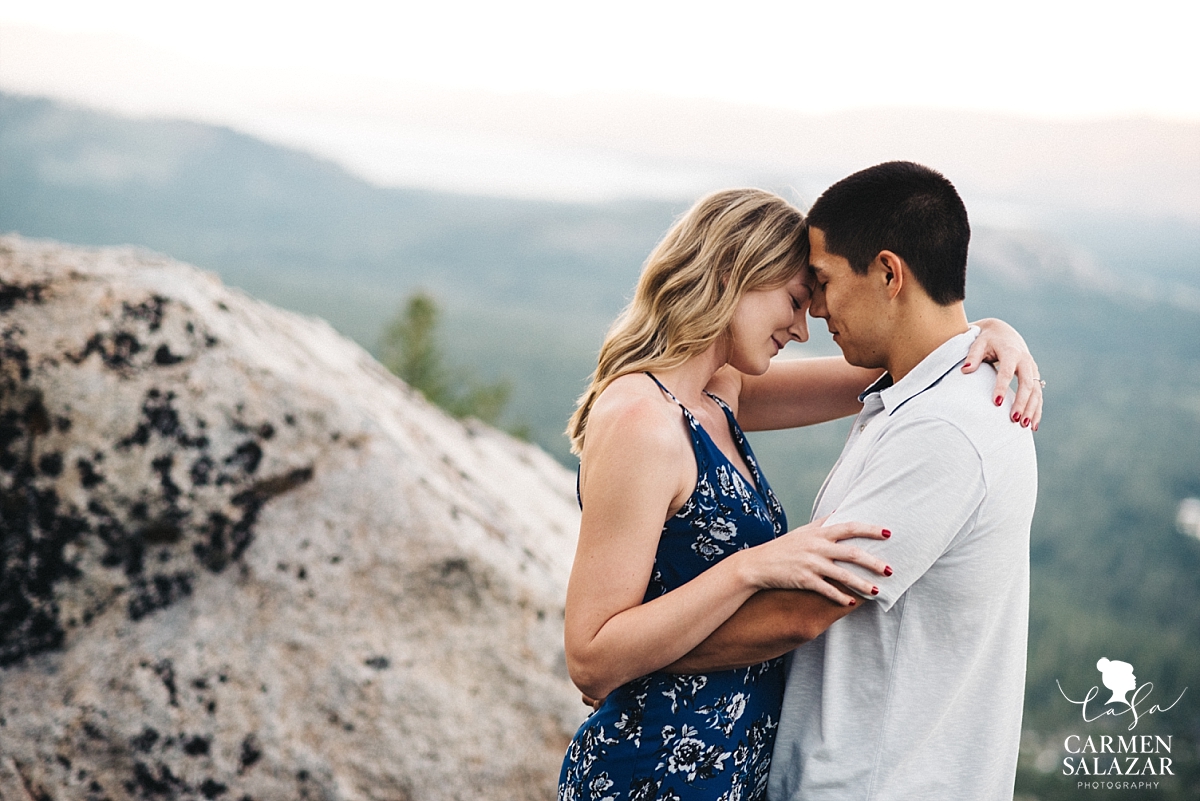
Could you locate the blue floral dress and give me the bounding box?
[559,373,789,801]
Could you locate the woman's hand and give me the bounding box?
[965,318,1044,431]
[737,515,891,606]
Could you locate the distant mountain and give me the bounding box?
[2,93,1198,798]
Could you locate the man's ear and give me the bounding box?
[876,250,905,299]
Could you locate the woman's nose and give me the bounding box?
[790,310,809,343]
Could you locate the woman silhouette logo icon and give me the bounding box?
[1096,657,1137,708]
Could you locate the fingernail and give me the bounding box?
[884,565,893,577]
[1022,417,1030,427]
[963,362,971,369]
[995,396,1003,406]
[882,528,891,538]
[848,598,856,606]
[871,586,879,595]
[1012,412,1020,422]
[1033,423,1038,432]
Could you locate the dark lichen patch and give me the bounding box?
[200,778,228,798]
[224,441,262,475]
[182,734,211,756]
[364,656,390,670]
[127,571,193,621]
[0,324,32,384]
[118,390,209,450]
[153,659,179,707]
[131,727,160,753]
[38,451,64,476]
[0,279,47,312]
[237,734,262,774]
[153,344,184,366]
[0,391,88,665]
[77,457,105,487]
[129,761,184,798]
[67,294,217,377]
[122,296,168,332]
[189,454,215,486]
[69,330,144,371]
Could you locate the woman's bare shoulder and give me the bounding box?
[586,374,688,458]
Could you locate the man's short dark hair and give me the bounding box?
[806,161,969,305]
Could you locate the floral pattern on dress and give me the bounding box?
[559,378,788,801]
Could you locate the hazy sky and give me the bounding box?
[1,0,1197,119]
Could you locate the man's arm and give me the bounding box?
[664,587,858,673]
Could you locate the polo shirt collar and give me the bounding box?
[858,326,981,413]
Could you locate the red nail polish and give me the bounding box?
[1022,417,1030,427]
[1033,423,1038,432]
[882,528,891,538]
[1011,412,1020,422]
[995,396,1003,406]
[963,362,971,369]
[849,598,857,606]
[884,565,893,577]
[871,586,879,595]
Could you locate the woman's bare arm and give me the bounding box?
[565,380,888,700]
[734,357,879,431]
[727,318,1044,432]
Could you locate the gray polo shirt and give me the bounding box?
[768,327,1037,801]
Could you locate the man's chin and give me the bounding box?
[836,346,875,370]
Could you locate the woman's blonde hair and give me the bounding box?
[567,188,808,455]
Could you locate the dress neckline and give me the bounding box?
[644,372,766,502]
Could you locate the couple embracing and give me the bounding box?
[558,162,1040,801]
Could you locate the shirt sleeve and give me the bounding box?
[824,415,985,612]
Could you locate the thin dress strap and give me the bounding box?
[643,371,683,407]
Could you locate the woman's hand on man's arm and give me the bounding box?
[964,318,1044,430]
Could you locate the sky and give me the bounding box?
[1,0,1197,212]
[1,0,1198,120]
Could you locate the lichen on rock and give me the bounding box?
[0,235,583,800]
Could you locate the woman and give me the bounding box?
[558,189,1040,801]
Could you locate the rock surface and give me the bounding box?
[0,235,584,800]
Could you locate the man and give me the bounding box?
[673,161,1038,799]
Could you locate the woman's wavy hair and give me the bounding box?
[567,188,808,455]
